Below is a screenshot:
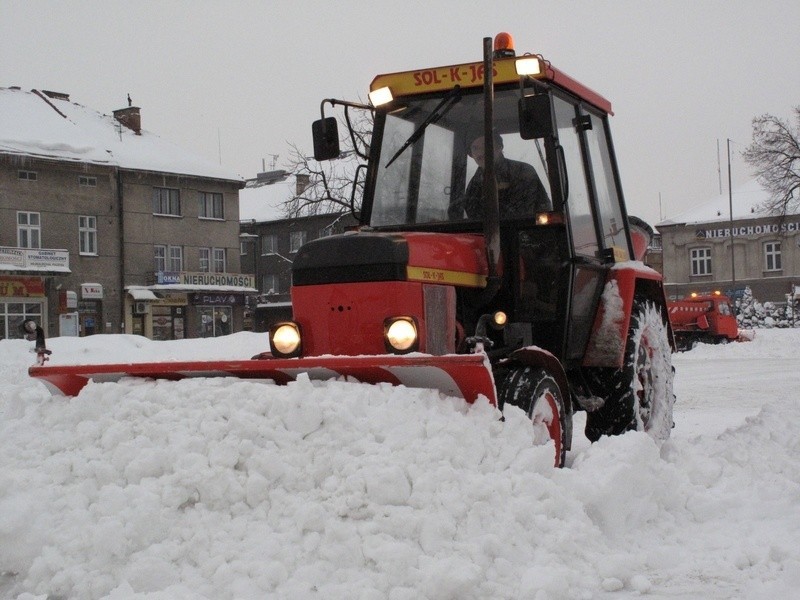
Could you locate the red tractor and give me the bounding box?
[30,34,675,467]
[668,292,743,350]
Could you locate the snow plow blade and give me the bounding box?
[29,354,497,404]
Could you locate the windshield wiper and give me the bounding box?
[384,85,462,168]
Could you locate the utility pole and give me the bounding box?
[727,138,736,297]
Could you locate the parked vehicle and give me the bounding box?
[668,292,746,350]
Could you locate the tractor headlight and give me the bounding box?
[384,317,418,353]
[269,322,302,358]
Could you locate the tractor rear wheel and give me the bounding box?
[585,299,675,442]
[499,366,568,467]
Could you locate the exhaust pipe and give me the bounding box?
[480,36,502,304]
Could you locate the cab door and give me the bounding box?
[553,96,624,361]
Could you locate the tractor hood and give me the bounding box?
[293,231,490,289]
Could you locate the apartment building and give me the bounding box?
[657,180,800,302]
[0,87,251,340]
[238,172,358,331]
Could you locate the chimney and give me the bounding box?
[296,173,310,196]
[113,106,141,135]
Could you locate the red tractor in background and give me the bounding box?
[668,292,746,350]
[30,34,676,467]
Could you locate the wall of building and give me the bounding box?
[1,155,122,336]
[658,214,800,302]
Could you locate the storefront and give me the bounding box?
[0,275,46,340]
[125,271,256,340]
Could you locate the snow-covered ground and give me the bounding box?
[2,330,799,599]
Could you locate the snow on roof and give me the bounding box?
[239,178,295,222]
[656,179,793,227]
[0,87,243,183]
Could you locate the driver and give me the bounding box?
[450,132,551,219]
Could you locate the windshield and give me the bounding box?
[369,87,553,227]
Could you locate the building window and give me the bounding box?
[199,192,224,219]
[290,231,307,253]
[155,245,182,272]
[79,175,97,187]
[261,234,277,255]
[690,247,712,276]
[154,245,167,272]
[17,211,41,248]
[262,274,280,294]
[213,248,226,273]
[199,247,211,272]
[319,225,334,238]
[79,215,97,254]
[764,241,782,271]
[168,245,183,272]
[153,187,181,216]
[18,170,37,181]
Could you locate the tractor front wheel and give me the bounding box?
[499,366,569,467]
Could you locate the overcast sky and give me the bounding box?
[2,0,798,225]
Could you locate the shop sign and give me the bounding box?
[0,247,69,270]
[190,293,244,305]
[26,249,70,269]
[180,272,255,288]
[157,272,181,284]
[0,276,45,297]
[81,283,104,299]
[156,293,188,306]
[0,247,26,268]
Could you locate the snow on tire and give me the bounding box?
[585,299,675,442]
[499,366,569,467]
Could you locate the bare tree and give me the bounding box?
[281,109,373,219]
[743,107,800,216]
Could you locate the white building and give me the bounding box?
[657,180,800,303]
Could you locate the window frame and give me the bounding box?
[764,240,782,272]
[262,273,280,295]
[17,211,41,249]
[289,230,307,253]
[199,247,211,272]
[199,191,224,220]
[79,175,97,187]
[154,245,167,272]
[168,245,183,272]
[79,215,98,255]
[690,247,712,276]
[18,170,37,181]
[212,248,226,273]
[261,234,278,255]
[153,187,181,216]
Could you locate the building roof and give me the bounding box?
[239,176,295,222]
[0,87,243,183]
[656,179,796,227]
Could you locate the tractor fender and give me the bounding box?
[582,263,673,369]
[507,346,571,407]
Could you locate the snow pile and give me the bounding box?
[2,331,800,598]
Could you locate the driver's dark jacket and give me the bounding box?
[458,157,551,219]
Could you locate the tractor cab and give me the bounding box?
[313,34,635,366]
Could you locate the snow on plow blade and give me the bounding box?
[29,354,498,404]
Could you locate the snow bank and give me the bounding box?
[2,331,800,598]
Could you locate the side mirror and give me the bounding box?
[312,117,341,161]
[518,94,555,140]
